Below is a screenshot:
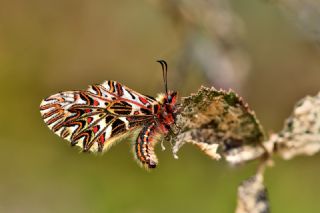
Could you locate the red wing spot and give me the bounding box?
[87,117,93,124]
[134,111,139,115]
[139,97,148,104]
[99,134,105,143]
[85,109,91,113]
[93,126,99,133]
[93,100,99,106]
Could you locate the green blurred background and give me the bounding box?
[1,0,320,212]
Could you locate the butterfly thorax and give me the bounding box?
[155,91,178,134]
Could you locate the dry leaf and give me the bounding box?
[173,86,265,163]
[270,92,320,159]
[236,174,269,213]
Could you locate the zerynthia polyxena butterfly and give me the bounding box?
[40,60,178,169]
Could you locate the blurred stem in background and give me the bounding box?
[149,0,250,93]
[276,0,320,45]
[148,0,320,94]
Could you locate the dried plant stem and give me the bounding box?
[172,87,320,213]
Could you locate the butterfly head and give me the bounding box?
[165,91,177,105]
[164,90,178,119]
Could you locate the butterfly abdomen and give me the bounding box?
[135,122,161,169]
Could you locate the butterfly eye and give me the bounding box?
[167,95,172,103]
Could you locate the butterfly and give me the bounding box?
[40,60,178,169]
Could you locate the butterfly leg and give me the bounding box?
[160,138,166,151]
[134,123,159,169]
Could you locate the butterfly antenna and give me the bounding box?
[156,60,168,94]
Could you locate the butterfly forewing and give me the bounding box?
[40,81,159,152]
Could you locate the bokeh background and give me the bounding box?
[1,0,320,212]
